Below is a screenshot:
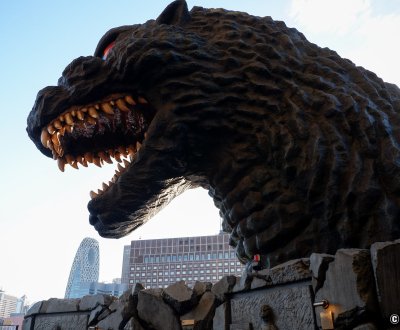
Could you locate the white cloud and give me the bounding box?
[288,0,400,86]
[289,0,371,35]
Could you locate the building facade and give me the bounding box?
[0,291,18,319]
[64,237,100,299]
[124,233,244,289]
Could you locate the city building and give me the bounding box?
[66,281,128,298]
[64,237,100,298]
[0,291,18,319]
[123,232,244,289]
[121,245,131,287]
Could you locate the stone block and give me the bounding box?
[41,298,80,313]
[315,249,378,327]
[163,280,197,314]
[79,293,114,311]
[370,239,400,323]
[213,302,229,330]
[137,288,181,330]
[26,301,42,316]
[211,276,236,302]
[33,313,88,330]
[309,253,335,293]
[22,316,33,330]
[123,316,146,330]
[181,292,216,329]
[193,281,212,298]
[230,284,315,329]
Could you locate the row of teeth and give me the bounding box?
[40,95,147,158]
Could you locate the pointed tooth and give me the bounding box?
[84,152,93,163]
[90,190,98,199]
[116,98,130,112]
[108,149,115,157]
[52,150,58,159]
[77,156,88,167]
[81,107,88,113]
[98,151,113,164]
[59,115,65,122]
[41,129,50,148]
[102,182,109,190]
[71,161,79,169]
[118,146,126,155]
[123,159,130,167]
[65,125,73,134]
[53,120,62,129]
[114,152,122,163]
[87,117,97,125]
[57,158,66,172]
[65,154,74,164]
[47,125,56,135]
[59,127,66,136]
[125,95,136,105]
[93,157,102,167]
[71,110,76,116]
[65,112,74,125]
[127,145,136,155]
[138,96,148,104]
[101,102,114,115]
[110,100,115,105]
[117,163,124,171]
[97,189,103,194]
[136,141,142,150]
[51,132,60,147]
[95,104,100,110]
[111,176,117,183]
[88,107,99,118]
[77,110,84,120]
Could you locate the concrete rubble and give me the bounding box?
[23,241,400,330]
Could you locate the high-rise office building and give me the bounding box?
[123,233,244,289]
[0,290,18,318]
[65,237,100,298]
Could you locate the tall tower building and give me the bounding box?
[64,237,100,298]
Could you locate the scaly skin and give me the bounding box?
[27,1,400,266]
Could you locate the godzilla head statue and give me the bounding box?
[27,0,400,266]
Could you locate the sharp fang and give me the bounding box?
[95,104,100,110]
[114,152,122,163]
[97,189,103,194]
[116,99,130,112]
[65,125,73,133]
[117,163,124,172]
[65,154,74,164]
[59,115,64,122]
[47,125,56,135]
[57,158,66,172]
[77,110,84,120]
[90,190,98,199]
[93,157,102,167]
[101,103,114,115]
[102,182,109,190]
[87,117,97,125]
[41,129,50,148]
[138,96,148,104]
[125,95,136,105]
[88,107,99,118]
[123,159,130,167]
[98,151,112,164]
[51,132,60,147]
[84,152,93,163]
[65,113,74,125]
[53,120,62,129]
[71,161,79,169]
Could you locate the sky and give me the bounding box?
[0,0,399,305]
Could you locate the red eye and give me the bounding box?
[102,41,116,60]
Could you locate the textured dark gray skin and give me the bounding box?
[27,1,400,266]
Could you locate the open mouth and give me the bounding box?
[39,93,156,198]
